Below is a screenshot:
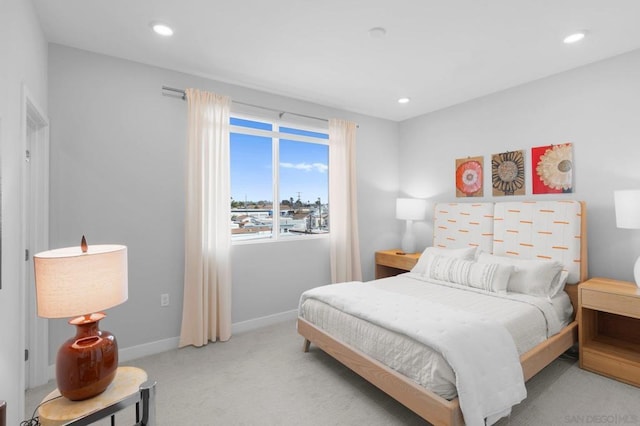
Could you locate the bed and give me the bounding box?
[297,200,588,426]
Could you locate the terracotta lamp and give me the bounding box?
[33,237,128,401]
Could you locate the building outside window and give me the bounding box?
[230,116,329,242]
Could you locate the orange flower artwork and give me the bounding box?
[456,156,484,197]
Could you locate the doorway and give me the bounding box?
[22,85,50,389]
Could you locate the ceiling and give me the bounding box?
[32,0,640,122]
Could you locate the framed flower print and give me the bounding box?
[455,156,484,197]
[492,150,525,196]
[531,143,573,194]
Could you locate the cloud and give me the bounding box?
[280,162,328,173]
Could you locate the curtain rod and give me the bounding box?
[162,85,331,124]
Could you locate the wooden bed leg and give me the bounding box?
[303,338,311,353]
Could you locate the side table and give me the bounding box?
[375,249,420,279]
[38,366,156,426]
[578,277,640,387]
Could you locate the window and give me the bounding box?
[230,116,329,242]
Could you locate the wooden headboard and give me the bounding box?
[433,200,588,311]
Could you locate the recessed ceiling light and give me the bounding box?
[368,27,387,38]
[563,31,586,44]
[151,22,174,37]
[398,97,410,104]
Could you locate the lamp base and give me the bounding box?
[401,219,417,254]
[634,256,640,288]
[56,313,118,401]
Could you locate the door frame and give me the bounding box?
[22,84,50,388]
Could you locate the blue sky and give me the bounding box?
[230,119,329,205]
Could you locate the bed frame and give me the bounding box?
[298,200,587,426]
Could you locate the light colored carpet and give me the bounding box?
[26,320,640,425]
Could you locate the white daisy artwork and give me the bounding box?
[531,143,574,194]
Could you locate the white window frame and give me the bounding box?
[230,113,330,245]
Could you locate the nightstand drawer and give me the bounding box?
[375,252,418,271]
[581,288,640,319]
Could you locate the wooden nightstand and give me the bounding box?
[578,277,640,387]
[375,249,420,279]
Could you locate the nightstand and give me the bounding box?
[375,249,420,279]
[578,277,640,387]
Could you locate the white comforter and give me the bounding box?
[299,280,530,426]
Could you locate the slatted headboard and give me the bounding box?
[433,203,495,253]
[433,200,588,307]
[492,201,586,284]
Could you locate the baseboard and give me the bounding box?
[45,309,298,381]
[121,336,182,363]
[232,309,298,334]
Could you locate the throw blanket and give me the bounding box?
[299,282,527,426]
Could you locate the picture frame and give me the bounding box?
[531,143,574,194]
[455,156,484,197]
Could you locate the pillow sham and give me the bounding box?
[549,270,570,298]
[425,254,513,294]
[476,253,563,297]
[410,246,477,274]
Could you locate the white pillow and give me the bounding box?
[549,270,570,298]
[425,254,513,294]
[477,253,563,297]
[411,246,478,274]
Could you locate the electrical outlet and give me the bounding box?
[161,293,170,307]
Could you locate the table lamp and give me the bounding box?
[33,237,128,400]
[396,198,428,254]
[614,189,640,287]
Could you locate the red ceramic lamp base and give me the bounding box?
[56,313,118,401]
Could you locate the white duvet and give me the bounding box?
[299,273,571,426]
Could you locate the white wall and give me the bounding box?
[399,48,640,282]
[47,45,400,362]
[0,0,48,423]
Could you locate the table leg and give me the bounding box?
[138,380,157,426]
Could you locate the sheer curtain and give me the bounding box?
[329,118,362,283]
[179,88,232,347]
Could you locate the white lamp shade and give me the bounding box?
[396,198,428,221]
[614,190,640,229]
[34,244,128,318]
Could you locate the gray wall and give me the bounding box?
[399,48,640,282]
[0,0,48,422]
[47,44,400,361]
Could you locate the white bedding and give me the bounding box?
[298,273,572,424]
